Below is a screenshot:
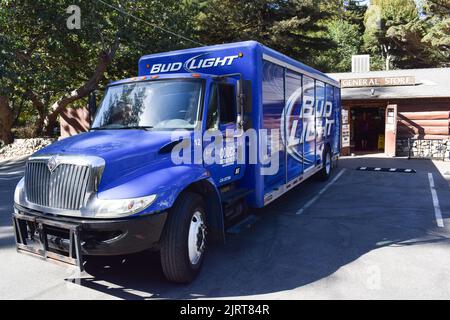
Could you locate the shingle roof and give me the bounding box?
[328,68,450,100]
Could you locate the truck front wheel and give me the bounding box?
[160,192,207,283]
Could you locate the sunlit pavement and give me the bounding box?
[1,156,449,299]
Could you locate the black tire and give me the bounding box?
[160,192,207,283]
[319,145,332,181]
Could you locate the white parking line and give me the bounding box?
[428,173,445,228]
[296,169,346,215]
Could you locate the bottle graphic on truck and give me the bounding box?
[13,41,341,283]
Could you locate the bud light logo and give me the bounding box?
[281,87,335,163]
[148,53,242,74]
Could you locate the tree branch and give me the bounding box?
[44,34,120,133]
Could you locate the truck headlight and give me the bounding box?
[14,177,25,205]
[87,194,157,218]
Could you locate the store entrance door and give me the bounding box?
[350,107,386,154]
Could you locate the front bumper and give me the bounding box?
[13,205,168,257]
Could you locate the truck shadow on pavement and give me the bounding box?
[66,157,450,299]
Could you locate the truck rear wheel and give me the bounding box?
[319,146,332,181]
[160,192,207,283]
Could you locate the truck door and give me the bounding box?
[203,80,243,186]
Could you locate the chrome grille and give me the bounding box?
[25,161,92,210]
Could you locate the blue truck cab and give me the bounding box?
[13,41,341,283]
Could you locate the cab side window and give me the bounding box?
[218,84,236,125]
[206,84,219,130]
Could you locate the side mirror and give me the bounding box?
[235,79,245,135]
[88,90,97,125]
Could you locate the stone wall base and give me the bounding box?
[397,139,450,160]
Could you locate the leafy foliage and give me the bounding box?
[363,0,449,70]
[0,0,448,143]
[194,0,333,68]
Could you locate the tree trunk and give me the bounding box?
[0,95,14,145]
[12,99,25,127]
[27,90,47,136]
[44,40,119,135]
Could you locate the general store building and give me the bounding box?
[329,67,450,158]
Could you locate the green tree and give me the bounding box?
[364,0,418,70]
[420,0,450,65]
[1,0,121,137]
[0,0,200,141]
[315,20,363,72]
[194,0,332,68]
[363,0,449,70]
[313,0,367,72]
[0,0,31,143]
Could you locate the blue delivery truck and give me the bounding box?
[13,41,341,283]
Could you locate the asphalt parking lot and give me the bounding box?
[1,155,450,299]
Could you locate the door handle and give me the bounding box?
[233,128,244,138]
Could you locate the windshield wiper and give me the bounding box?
[90,126,153,131]
[124,126,153,131]
[90,127,110,131]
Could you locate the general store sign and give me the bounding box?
[341,76,415,88]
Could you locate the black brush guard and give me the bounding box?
[12,212,84,271]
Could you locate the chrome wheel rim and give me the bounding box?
[188,211,206,265]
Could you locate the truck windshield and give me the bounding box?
[92,79,203,130]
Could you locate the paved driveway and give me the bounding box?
[0,156,449,299]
